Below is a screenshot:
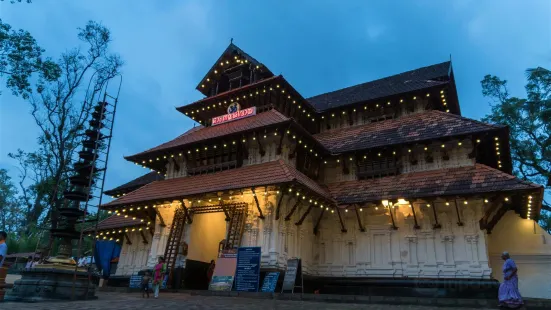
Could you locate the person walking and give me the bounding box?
[141,271,151,298]
[0,231,7,268]
[498,251,523,308]
[152,256,166,299]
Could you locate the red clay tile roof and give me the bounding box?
[104,172,164,196]
[307,61,451,111]
[314,110,504,154]
[125,109,290,161]
[83,215,143,232]
[328,164,542,205]
[103,160,332,208]
[184,75,281,109]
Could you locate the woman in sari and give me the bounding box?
[498,251,523,308]
[152,256,166,299]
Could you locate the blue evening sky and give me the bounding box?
[1,0,550,201]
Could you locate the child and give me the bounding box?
[141,271,151,298]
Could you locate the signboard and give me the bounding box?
[208,249,238,291]
[281,258,302,293]
[212,106,256,126]
[234,246,261,292]
[227,102,240,114]
[260,272,280,292]
[129,275,143,289]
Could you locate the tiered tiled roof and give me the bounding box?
[104,172,164,197]
[103,160,333,208]
[307,61,451,111]
[83,215,142,233]
[314,110,505,154]
[327,164,542,205]
[125,109,291,161]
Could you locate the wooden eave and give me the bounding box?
[124,118,330,174]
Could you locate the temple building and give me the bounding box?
[91,43,551,298]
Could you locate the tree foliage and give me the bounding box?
[0,18,60,97]
[3,21,122,251]
[481,67,551,218]
[0,168,22,232]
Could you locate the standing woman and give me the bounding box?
[498,251,523,308]
[153,256,166,299]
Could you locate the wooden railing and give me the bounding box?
[187,160,239,176]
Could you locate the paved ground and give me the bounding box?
[1,292,499,310]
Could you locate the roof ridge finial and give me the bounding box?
[230,38,233,45]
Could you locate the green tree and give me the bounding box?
[8,149,54,234]
[0,168,21,232]
[0,19,60,98]
[481,67,551,221]
[9,21,122,251]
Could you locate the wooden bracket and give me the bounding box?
[336,208,347,233]
[288,143,297,160]
[241,136,249,159]
[154,207,166,227]
[468,138,478,159]
[442,149,450,161]
[251,188,265,219]
[172,158,181,172]
[388,204,398,230]
[486,203,510,234]
[275,188,285,220]
[410,203,421,229]
[480,199,500,230]
[139,230,148,244]
[354,205,365,232]
[277,124,291,155]
[256,133,265,156]
[313,208,325,235]
[285,200,300,221]
[342,157,349,175]
[424,147,434,163]
[431,202,441,229]
[124,232,132,245]
[409,150,418,165]
[295,204,313,225]
[181,201,193,224]
[453,199,464,226]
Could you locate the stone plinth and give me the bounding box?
[4,268,96,302]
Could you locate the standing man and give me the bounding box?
[0,231,7,268]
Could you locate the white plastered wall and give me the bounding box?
[186,212,227,263]
[487,210,551,299]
